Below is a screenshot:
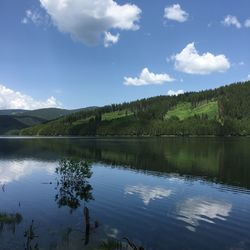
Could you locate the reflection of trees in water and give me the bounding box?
[55,158,95,245]
[0,212,22,234]
[55,159,93,211]
[2,138,250,188]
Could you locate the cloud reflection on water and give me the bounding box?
[125,184,172,205]
[177,197,232,231]
[0,160,55,184]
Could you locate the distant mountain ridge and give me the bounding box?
[0,108,88,120]
[16,108,79,121]
[0,107,97,135]
[0,109,27,116]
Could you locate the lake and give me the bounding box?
[0,137,250,250]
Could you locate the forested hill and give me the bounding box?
[21,81,250,136]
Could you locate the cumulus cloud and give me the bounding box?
[245,18,250,28]
[125,184,172,205]
[0,84,62,110]
[222,15,241,28]
[39,0,141,46]
[22,9,50,26]
[173,42,230,75]
[177,197,232,232]
[167,90,184,96]
[104,32,120,47]
[164,4,188,22]
[124,68,175,86]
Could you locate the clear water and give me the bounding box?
[0,137,250,250]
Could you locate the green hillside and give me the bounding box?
[164,101,218,120]
[0,115,47,135]
[0,116,27,134]
[14,116,46,126]
[20,81,250,136]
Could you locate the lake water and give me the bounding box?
[0,137,250,250]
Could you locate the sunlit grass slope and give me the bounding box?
[102,110,133,121]
[164,101,218,120]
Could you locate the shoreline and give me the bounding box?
[1,135,250,139]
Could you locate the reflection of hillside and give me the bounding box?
[0,138,250,189]
[165,140,222,176]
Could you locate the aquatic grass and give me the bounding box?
[0,213,22,224]
[94,238,144,250]
[24,220,39,250]
[95,239,123,250]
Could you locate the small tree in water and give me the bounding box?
[55,158,93,212]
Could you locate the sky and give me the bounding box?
[0,0,249,110]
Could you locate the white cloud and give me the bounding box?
[104,32,120,47]
[247,74,250,79]
[167,90,184,96]
[22,18,28,24]
[245,18,250,28]
[22,9,50,26]
[222,16,250,29]
[0,84,62,110]
[125,184,172,205]
[222,15,241,28]
[173,42,230,75]
[39,0,141,46]
[177,197,232,232]
[164,4,188,22]
[124,68,175,86]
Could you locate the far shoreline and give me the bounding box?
[1,135,250,139]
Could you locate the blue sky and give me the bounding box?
[0,0,249,109]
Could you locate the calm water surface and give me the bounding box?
[0,137,250,250]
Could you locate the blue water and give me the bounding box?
[0,138,250,250]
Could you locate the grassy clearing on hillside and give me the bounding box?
[164,101,218,120]
[102,110,133,121]
[72,116,94,126]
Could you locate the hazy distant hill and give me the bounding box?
[0,109,27,116]
[0,107,97,135]
[0,115,27,134]
[17,108,77,121]
[21,81,250,136]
